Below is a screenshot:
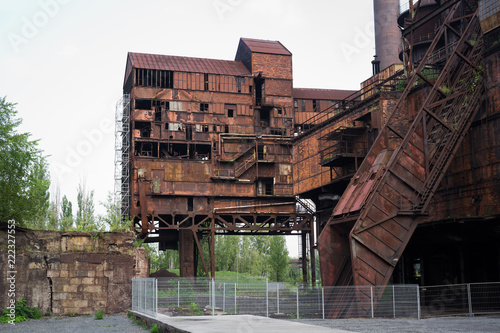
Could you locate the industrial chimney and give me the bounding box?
[373,0,401,70]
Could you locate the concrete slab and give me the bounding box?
[134,313,357,333]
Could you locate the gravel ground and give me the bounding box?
[294,316,500,333]
[0,314,148,333]
[3,314,500,332]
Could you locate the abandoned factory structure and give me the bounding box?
[117,0,500,314]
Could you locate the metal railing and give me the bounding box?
[132,278,157,318]
[133,279,500,319]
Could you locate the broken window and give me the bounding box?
[134,141,158,157]
[135,121,151,138]
[135,68,173,89]
[225,104,236,118]
[187,197,193,211]
[204,74,209,91]
[200,103,209,112]
[257,178,274,196]
[195,124,210,133]
[166,123,183,131]
[260,108,270,127]
[154,107,161,121]
[313,99,317,112]
[189,143,211,160]
[135,99,152,110]
[170,101,185,112]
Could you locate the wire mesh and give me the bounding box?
[131,278,157,318]
[145,278,500,319]
[420,284,470,317]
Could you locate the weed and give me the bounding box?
[69,313,76,317]
[150,323,161,333]
[95,309,105,320]
[189,302,203,316]
[0,298,43,324]
[45,312,52,317]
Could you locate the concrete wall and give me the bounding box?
[0,226,148,315]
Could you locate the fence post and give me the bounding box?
[155,278,158,317]
[322,287,325,320]
[392,285,396,319]
[223,282,226,312]
[177,280,180,308]
[144,280,147,313]
[297,287,300,319]
[370,286,374,319]
[266,278,269,318]
[212,278,215,317]
[277,283,280,314]
[234,283,237,314]
[417,285,421,320]
[467,283,473,316]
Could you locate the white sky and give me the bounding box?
[0,0,377,257]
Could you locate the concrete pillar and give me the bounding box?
[373,0,402,70]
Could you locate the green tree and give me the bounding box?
[59,195,73,231]
[0,97,50,226]
[268,236,289,282]
[100,192,128,231]
[76,180,97,231]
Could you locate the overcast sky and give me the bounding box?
[1,0,379,256]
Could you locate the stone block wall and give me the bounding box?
[0,226,148,315]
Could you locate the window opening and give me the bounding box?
[200,103,209,112]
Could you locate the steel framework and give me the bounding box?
[319,1,485,317]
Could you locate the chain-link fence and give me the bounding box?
[131,278,157,318]
[133,278,500,319]
[153,278,420,319]
[420,282,500,317]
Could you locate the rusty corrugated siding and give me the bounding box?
[128,52,251,76]
[293,88,356,100]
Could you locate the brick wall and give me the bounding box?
[0,227,148,315]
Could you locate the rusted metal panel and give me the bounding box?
[239,38,292,56]
[128,52,251,76]
[293,88,356,100]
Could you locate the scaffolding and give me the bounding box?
[114,94,131,220]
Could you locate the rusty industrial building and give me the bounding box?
[117,0,500,317]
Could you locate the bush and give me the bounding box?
[0,298,43,324]
[150,323,161,333]
[95,309,105,320]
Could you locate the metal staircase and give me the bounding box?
[212,144,256,179]
[319,2,484,317]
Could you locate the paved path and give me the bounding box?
[149,313,355,333]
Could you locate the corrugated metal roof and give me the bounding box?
[128,52,251,76]
[293,88,357,100]
[240,38,292,56]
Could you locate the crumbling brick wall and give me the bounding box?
[0,226,148,315]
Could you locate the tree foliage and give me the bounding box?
[76,180,97,231]
[0,97,50,226]
[268,236,289,282]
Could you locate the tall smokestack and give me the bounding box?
[373,0,401,70]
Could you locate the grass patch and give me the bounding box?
[95,309,104,320]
